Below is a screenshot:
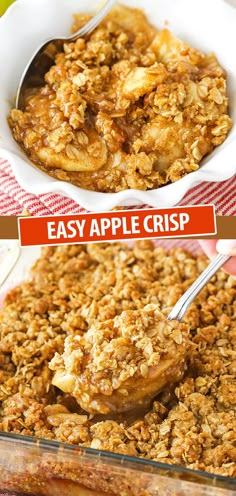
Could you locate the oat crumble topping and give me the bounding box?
[0,242,236,478]
[8,5,232,192]
[50,305,190,414]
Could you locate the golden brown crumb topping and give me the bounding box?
[8,5,232,192]
[0,241,236,478]
[50,306,190,414]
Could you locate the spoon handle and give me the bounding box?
[167,253,231,321]
[69,0,116,41]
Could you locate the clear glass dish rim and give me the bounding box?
[0,430,235,491]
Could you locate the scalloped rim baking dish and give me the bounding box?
[0,0,235,211]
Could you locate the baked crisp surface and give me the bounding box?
[9,5,232,192]
[50,305,190,414]
[0,241,236,478]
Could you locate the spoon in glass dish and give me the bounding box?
[15,0,116,109]
[167,252,230,321]
[51,252,231,415]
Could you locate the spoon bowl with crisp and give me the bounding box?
[16,0,115,109]
[50,253,230,415]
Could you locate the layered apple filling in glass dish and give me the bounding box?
[0,241,235,478]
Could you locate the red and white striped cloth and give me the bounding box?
[0,158,235,216]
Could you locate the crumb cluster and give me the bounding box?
[50,305,190,414]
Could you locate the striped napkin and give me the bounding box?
[0,158,235,216]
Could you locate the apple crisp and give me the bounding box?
[8,4,232,192]
[0,241,236,480]
[50,306,190,414]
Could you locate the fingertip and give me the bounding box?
[198,240,217,259]
[216,240,236,256]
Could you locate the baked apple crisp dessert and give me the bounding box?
[0,241,236,480]
[8,4,232,192]
[50,306,190,414]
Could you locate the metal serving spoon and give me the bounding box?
[168,252,231,321]
[16,0,116,109]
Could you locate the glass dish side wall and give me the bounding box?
[0,434,236,496]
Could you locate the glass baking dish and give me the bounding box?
[0,241,235,496]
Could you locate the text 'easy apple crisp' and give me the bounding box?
[0,242,236,478]
[9,5,232,192]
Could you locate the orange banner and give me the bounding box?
[18,205,216,246]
